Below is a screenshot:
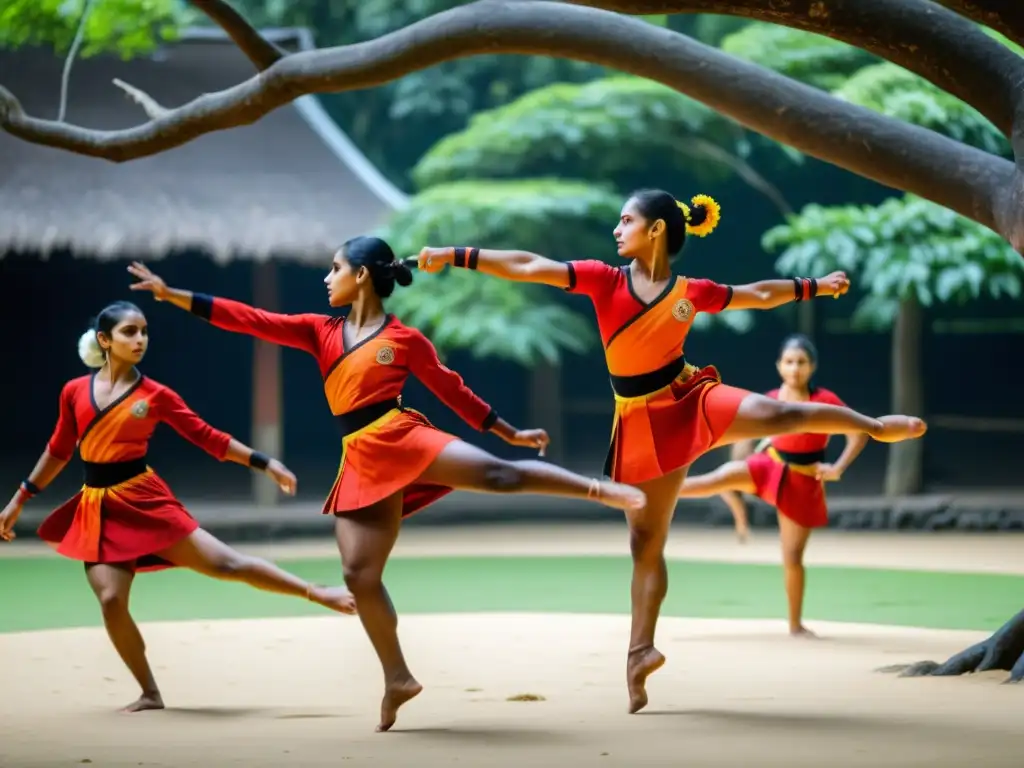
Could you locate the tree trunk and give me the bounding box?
[251,260,283,506]
[529,362,565,465]
[883,298,924,497]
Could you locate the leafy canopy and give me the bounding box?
[0,0,180,58]
[763,195,1023,329]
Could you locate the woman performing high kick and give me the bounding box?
[414,188,927,713]
[127,236,645,731]
[0,301,356,714]
[678,334,868,637]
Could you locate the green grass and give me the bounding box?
[2,555,1021,634]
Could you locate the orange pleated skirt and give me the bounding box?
[605,364,749,485]
[323,407,459,517]
[747,449,829,529]
[36,469,198,572]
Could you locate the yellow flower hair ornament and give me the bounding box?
[676,194,722,237]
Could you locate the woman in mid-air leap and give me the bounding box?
[414,188,927,713]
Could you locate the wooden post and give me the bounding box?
[251,260,283,506]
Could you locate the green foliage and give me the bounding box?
[0,0,180,58]
[412,76,766,190]
[376,179,620,364]
[720,23,877,91]
[833,63,1009,156]
[380,179,623,259]
[692,15,751,47]
[763,195,1023,330]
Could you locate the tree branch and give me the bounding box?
[0,0,1014,237]
[112,79,169,119]
[929,1,1024,47]
[568,0,1024,138]
[188,0,285,71]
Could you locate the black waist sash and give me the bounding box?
[335,397,402,438]
[609,357,687,399]
[771,447,826,466]
[83,457,148,488]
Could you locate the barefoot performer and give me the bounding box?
[127,236,646,731]
[413,188,927,713]
[679,334,868,637]
[0,301,357,713]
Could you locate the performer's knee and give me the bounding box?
[343,563,383,594]
[480,460,524,493]
[96,588,129,616]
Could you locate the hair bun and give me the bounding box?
[78,329,106,368]
[677,193,722,237]
[391,259,414,288]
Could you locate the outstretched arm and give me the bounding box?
[725,272,850,312]
[158,388,298,495]
[0,384,78,541]
[415,246,571,288]
[127,262,325,355]
[406,330,549,454]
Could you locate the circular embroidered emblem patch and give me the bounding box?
[130,400,150,419]
[671,298,694,323]
[375,346,396,365]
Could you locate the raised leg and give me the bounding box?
[84,562,163,713]
[415,439,645,512]
[157,529,356,615]
[334,495,420,732]
[624,466,689,714]
[677,460,756,498]
[717,394,926,446]
[721,492,751,543]
[778,513,814,636]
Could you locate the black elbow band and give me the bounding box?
[249,451,270,471]
[191,293,214,320]
[481,409,498,431]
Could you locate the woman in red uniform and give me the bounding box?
[678,334,868,636]
[0,301,356,714]
[126,236,644,731]
[414,188,927,713]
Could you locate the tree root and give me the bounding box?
[877,608,1024,684]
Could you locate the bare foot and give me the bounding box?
[872,416,927,443]
[626,646,665,714]
[790,625,818,638]
[736,524,750,544]
[312,585,358,615]
[120,691,164,713]
[377,678,423,732]
[597,481,647,512]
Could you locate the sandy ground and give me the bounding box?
[2,615,1022,768]
[3,527,1023,767]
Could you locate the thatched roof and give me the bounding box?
[0,27,409,263]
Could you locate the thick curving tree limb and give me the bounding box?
[568,0,1024,138]
[877,608,1024,684]
[0,0,1014,239]
[929,1,1024,47]
[188,0,286,71]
